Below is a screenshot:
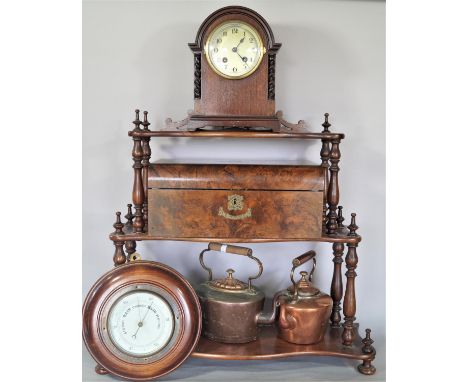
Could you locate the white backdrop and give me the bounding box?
[83,0,385,338]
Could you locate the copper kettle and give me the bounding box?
[196,243,274,344]
[275,250,333,344]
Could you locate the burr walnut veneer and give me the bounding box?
[147,163,326,240]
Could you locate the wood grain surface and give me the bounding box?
[148,163,326,191]
[192,324,375,361]
[148,189,323,239]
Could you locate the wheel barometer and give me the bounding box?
[82,261,201,380]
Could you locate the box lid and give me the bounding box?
[147,163,326,191]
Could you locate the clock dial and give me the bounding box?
[107,291,175,357]
[205,21,265,79]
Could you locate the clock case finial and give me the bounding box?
[164,6,305,133]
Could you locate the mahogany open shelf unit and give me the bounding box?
[108,112,377,376]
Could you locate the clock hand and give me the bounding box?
[236,52,249,65]
[232,37,245,54]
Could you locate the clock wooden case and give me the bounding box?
[189,7,280,116]
[165,6,305,132]
[83,5,378,381]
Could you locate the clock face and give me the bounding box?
[107,290,175,357]
[205,21,265,79]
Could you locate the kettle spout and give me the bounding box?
[257,291,284,325]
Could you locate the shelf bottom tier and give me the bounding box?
[192,323,372,361]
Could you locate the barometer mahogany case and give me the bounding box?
[83,5,377,380]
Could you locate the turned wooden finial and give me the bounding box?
[362,329,374,353]
[322,113,331,132]
[133,109,141,131]
[357,328,376,375]
[142,111,151,130]
[348,213,358,236]
[337,206,345,228]
[125,203,134,227]
[113,211,124,235]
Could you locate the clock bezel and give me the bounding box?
[204,20,266,80]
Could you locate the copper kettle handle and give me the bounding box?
[290,250,316,298]
[199,242,263,290]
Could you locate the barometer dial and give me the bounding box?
[107,291,175,357]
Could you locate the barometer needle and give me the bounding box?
[132,301,153,339]
[137,297,142,323]
[141,301,154,324]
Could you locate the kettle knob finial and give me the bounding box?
[226,268,235,278]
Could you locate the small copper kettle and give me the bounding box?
[196,243,273,344]
[276,250,333,344]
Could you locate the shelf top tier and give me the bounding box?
[128,129,345,140]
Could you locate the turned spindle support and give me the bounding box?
[141,111,152,226]
[326,130,341,235]
[131,109,145,233]
[342,213,359,346]
[113,241,126,266]
[320,113,331,230]
[330,242,344,327]
[357,329,377,375]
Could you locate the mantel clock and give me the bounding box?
[164,6,307,132]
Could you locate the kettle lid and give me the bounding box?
[208,269,249,291]
[288,271,320,297]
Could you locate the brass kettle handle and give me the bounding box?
[290,250,316,298]
[199,242,263,290]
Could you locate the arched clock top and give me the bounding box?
[188,6,282,54]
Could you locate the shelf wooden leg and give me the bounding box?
[141,111,151,227]
[320,114,331,231]
[125,240,137,262]
[131,109,145,233]
[326,138,341,235]
[95,364,109,375]
[357,329,377,375]
[342,241,358,346]
[113,241,126,267]
[330,242,344,327]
